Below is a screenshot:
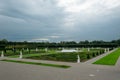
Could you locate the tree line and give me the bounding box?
[0,39,120,50]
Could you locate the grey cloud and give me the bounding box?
[0,0,65,41]
[0,0,120,42]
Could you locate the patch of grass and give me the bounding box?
[93,48,120,65]
[8,53,57,58]
[8,53,41,58]
[1,59,70,69]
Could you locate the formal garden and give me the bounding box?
[0,40,119,67]
[0,47,110,62]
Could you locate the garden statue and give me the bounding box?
[77,54,80,63]
[19,51,22,59]
[1,51,4,58]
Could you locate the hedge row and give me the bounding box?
[26,49,105,62]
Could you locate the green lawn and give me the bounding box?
[93,48,120,65]
[1,59,70,69]
[8,53,41,58]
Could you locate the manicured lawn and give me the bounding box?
[8,53,57,58]
[8,53,41,58]
[1,59,70,69]
[93,48,120,65]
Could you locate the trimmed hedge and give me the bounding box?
[26,49,104,62]
[26,53,77,62]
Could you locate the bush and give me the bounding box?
[79,52,87,61]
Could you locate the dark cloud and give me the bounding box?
[0,0,120,42]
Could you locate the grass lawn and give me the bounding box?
[93,48,120,65]
[8,53,57,58]
[8,53,41,58]
[1,59,70,69]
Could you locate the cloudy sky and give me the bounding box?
[0,0,120,42]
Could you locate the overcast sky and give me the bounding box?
[0,0,120,42]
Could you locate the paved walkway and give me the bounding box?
[0,48,120,80]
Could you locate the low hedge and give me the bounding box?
[26,49,104,62]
